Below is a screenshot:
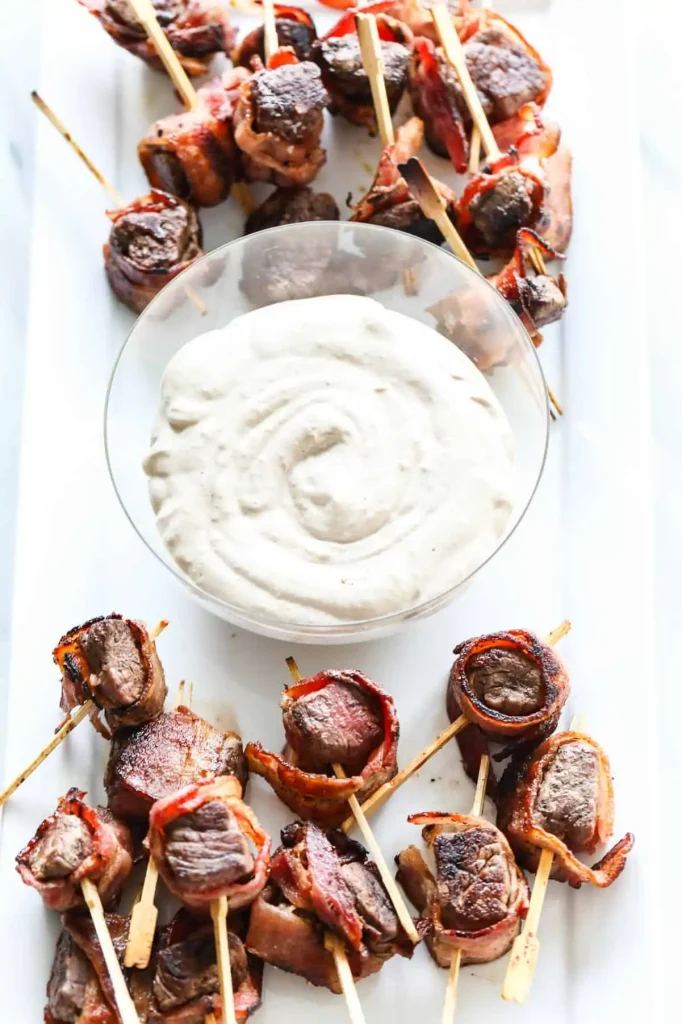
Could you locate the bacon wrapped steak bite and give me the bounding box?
[408,38,469,171]
[233,4,316,67]
[312,2,413,131]
[245,186,339,234]
[105,705,247,821]
[245,669,398,828]
[149,776,270,911]
[149,909,262,1023]
[490,229,567,343]
[54,614,167,737]
[104,190,202,314]
[497,730,634,887]
[246,821,413,991]
[16,790,133,912]
[396,811,528,967]
[350,116,458,244]
[139,67,247,207]
[234,59,329,188]
[80,1,235,76]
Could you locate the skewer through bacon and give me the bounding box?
[79,0,236,76]
[246,669,399,828]
[312,1,413,132]
[246,821,414,991]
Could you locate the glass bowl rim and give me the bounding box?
[103,221,550,638]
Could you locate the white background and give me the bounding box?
[1,0,679,1018]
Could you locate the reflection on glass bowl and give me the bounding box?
[105,222,548,644]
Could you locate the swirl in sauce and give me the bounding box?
[144,295,515,624]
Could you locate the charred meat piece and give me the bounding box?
[312,5,413,132]
[16,790,133,912]
[245,186,339,234]
[246,669,398,828]
[446,628,570,785]
[235,60,328,187]
[491,228,567,342]
[497,730,634,886]
[350,116,458,245]
[461,17,551,123]
[139,67,247,207]
[80,1,235,76]
[105,705,247,821]
[233,4,316,67]
[46,931,93,1023]
[246,821,414,992]
[104,190,202,314]
[149,776,270,911]
[54,614,167,736]
[396,812,529,967]
[458,103,570,259]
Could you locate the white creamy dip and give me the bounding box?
[144,295,515,625]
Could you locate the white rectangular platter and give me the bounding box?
[0,0,662,1021]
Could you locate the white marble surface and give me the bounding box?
[1,0,679,1014]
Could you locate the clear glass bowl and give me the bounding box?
[105,221,548,643]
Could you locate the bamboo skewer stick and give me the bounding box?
[342,621,571,831]
[212,895,238,1024]
[125,676,191,969]
[355,13,395,146]
[262,0,279,64]
[399,158,478,270]
[501,712,583,1004]
[468,128,481,175]
[285,657,419,945]
[325,934,367,1024]
[0,620,168,810]
[80,879,140,1024]
[441,752,490,1023]
[127,0,254,214]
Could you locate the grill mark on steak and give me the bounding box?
[465,29,546,123]
[313,36,410,110]
[433,826,514,931]
[465,646,544,717]
[46,931,92,1023]
[164,800,255,890]
[153,927,247,1012]
[250,62,328,144]
[245,186,339,234]
[27,815,93,881]
[78,618,146,708]
[468,172,534,249]
[535,740,599,848]
[282,680,384,772]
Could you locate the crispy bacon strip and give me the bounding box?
[385,1,468,43]
[149,776,271,911]
[497,732,634,887]
[54,614,167,738]
[16,790,133,912]
[320,0,394,38]
[270,822,364,950]
[245,670,399,828]
[139,67,247,208]
[79,0,236,76]
[409,38,468,172]
[103,189,203,314]
[397,812,529,967]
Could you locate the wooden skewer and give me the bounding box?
[342,621,571,831]
[0,619,168,810]
[125,674,190,969]
[127,0,254,214]
[325,933,367,1024]
[31,92,125,206]
[468,128,481,175]
[80,878,140,1024]
[355,13,395,146]
[399,157,478,270]
[262,0,279,65]
[212,895,238,1024]
[501,712,583,1004]
[441,753,489,1023]
[285,657,419,947]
